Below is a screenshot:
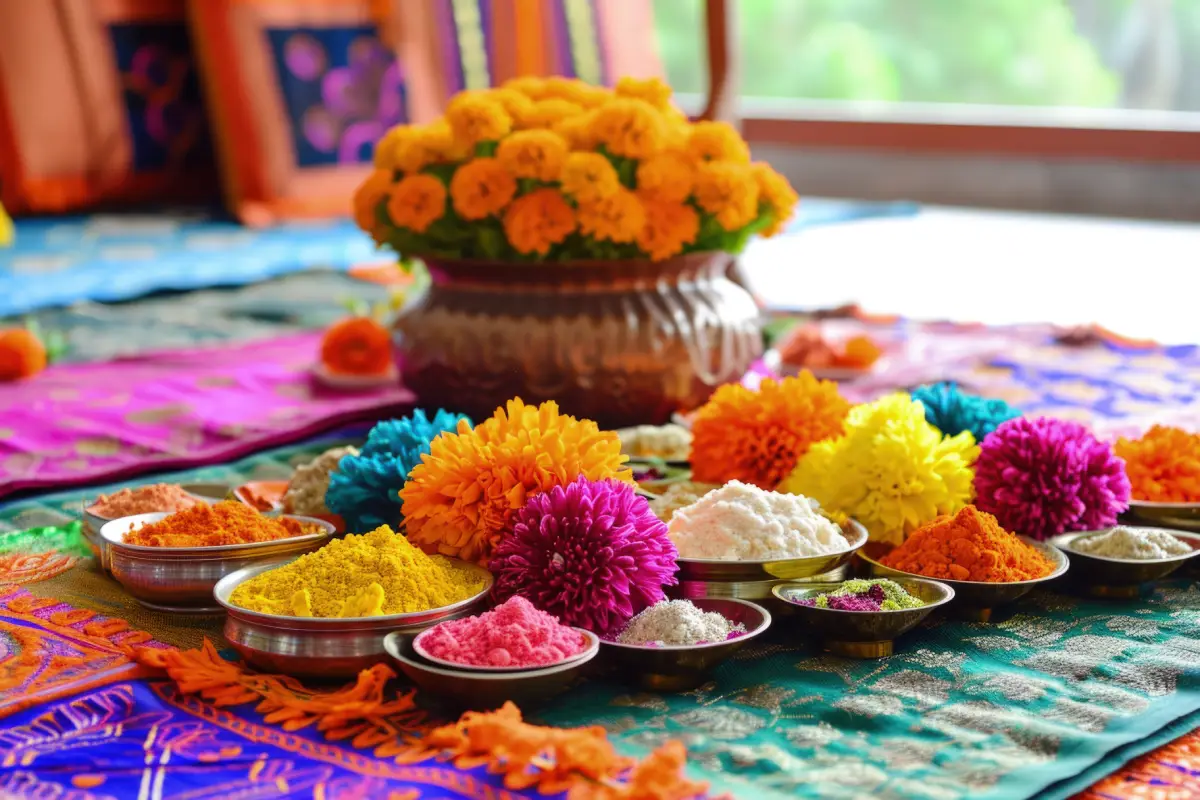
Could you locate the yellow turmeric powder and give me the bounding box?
[228,525,486,618]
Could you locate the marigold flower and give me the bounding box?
[560,152,621,203]
[319,317,393,377]
[592,98,665,159]
[386,174,447,233]
[449,157,517,220]
[373,126,410,171]
[541,76,598,105]
[636,152,694,203]
[1115,425,1200,502]
[694,161,760,231]
[687,120,751,164]
[399,398,633,564]
[0,328,47,382]
[578,188,646,244]
[488,88,535,126]
[519,98,585,130]
[552,112,598,151]
[353,169,393,239]
[445,90,512,147]
[752,162,799,236]
[781,393,979,544]
[393,122,464,174]
[690,373,851,489]
[615,76,673,110]
[503,188,577,256]
[635,194,699,261]
[496,130,569,181]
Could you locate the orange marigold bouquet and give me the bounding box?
[353,76,798,263]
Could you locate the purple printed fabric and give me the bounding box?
[0,334,413,498]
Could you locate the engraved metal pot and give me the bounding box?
[393,253,763,428]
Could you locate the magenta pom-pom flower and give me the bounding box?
[489,475,679,636]
[974,416,1131,540]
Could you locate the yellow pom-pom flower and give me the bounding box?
[373,127,409,171]
[552,112,598,151]
[690,373,851,489]
[694,162,760,231]
[393,122,462,174]
[502,76,548,98]
[496,130,569,181]
[781,393,979,544]
[502,188,576,256]
[752,162,799,236]
[445,90,512,147]
[592,98,665,159]
[577,188,646,244]
[520,98,585,130]
[687,121,751,164]
[489,87,536,126]
[400,398,633,563]
[636,152,694,203]
[636,194,699,261]
[353,169,393,241]
[560,152,621,203]
[385,174,447,234]
[449,157,517,220]
[615,76,673,110]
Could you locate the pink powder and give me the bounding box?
[419,596,587,668]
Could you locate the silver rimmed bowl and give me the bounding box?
[772,577,954,658]
[82,484,228,572]
[385,631,596,710]
[1124,501,1200,533]
[413,626,600,673]
[102,512,334,613]
[596,598,771,692]
[215,559,493,679]
[1051,528,1200,597]
[858,538,1069,622]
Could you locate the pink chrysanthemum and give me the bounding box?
[489,475,678,636]
[974,416,1131,540]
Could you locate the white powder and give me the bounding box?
[618,424,692,461]
[649,482,718,521]
[668,480,850,560]
[617,600,746,646]
[1072,526,1191,560]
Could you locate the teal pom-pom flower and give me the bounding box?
[911,382,1020,443]
[326,409,470,533]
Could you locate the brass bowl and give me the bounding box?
[102,512,334,612]
[413,626,600,673]
[772,577,954,658]
[1050,528,1200,598]
[596,598,771,692]
[214,559,492,680]
[857,538,1069,622]
[385,632,596,710]
[1124,501,1200,533]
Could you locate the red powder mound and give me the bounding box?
[419,596,587,668]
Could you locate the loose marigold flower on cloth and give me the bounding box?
[694,162,760,231]
[592,98,666,159]
[636,152,694,203]
[496,130,570,181]
[353,170,392,240]
[690,373,851,489]
[450,157,517,220]
[320,317,393,376]
[687,120,751,164]
[386,174,447,234]
[503,188,577,256]
[782,393,979,544]
[1115,425,1200,502]
[614,76,674,110]
[445,90,512,147]
[400,398,633,564]
[973,416,1130,540]
[561,152,621,203]
[752,162,799,236]
[577,188,646,244]
[0,328,47,382]
[636,195,699,261]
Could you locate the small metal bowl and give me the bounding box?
[858,538,1069,622]
[772,577,954,658]
[233,481,289,513]
[1050,528,1200,598]
[82,485,224,572]
[102,512,334,613]
[385,632,595,710]
[413,626,600,673]
[596,598,771,692]
[215,559,493,679]
[1124,501,1200,533]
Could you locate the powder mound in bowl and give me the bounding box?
[668,480,850,560]
[618,424,692,461]
[795,579,925,612]
[880,505,1054,582]
[1071,526,1191,560]
[616,600,746,647]
[124,501,308,548]
[228,525,487,618]
[418,596,587,668]
[649,482,719,521]
[282,445,359,516]
[89,484,199,519]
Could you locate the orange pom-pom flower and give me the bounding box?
[1115,425,1200,502]
[0,328,47,382]
[689,373,851,489]
[399,398,633,564]
[450,157,517,220]
[319,317,393,377]
[502,188,576,256]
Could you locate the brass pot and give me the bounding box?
[393,252,763,428]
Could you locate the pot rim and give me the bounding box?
[419,251,732,285]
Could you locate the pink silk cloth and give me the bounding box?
[0,334,413,499]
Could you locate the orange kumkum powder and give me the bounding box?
[126,501,309,548]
